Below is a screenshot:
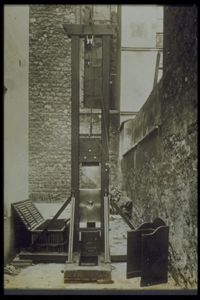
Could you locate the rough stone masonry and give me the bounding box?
[121,6,197,288]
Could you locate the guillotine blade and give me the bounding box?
[79,188,101,224]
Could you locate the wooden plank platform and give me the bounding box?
[19,251,127,263]
[19,251,68,263]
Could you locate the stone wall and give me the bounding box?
[29,5,120,201]
[121,81,163,222]
[121,6,197,288]
[161,5,197,288]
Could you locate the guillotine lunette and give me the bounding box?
[63,24,114,282]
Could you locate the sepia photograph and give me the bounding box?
[3,3,197,295]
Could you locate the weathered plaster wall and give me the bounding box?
[121,6,197,288]
[4,5,29,264]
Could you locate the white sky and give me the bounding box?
[120,5,163,112]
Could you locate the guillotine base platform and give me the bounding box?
[64,253,112,283]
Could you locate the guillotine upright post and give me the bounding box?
[63,24,113,282]
[71,35,80,252]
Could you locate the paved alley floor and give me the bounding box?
[4,262,184,293]
[4,208,196,294]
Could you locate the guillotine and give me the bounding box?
[63,24,114,282]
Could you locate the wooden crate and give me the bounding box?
[12,199,69,253]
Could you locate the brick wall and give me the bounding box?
[29,5,78,201]
[121,6,197,288]
[29,5,120,201]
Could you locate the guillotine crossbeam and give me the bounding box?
[63,24,114,37]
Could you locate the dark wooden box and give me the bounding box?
[127,218,169,287]
[12,199,69,253]
[80,230,100,256]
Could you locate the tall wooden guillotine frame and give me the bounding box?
[63,24,114,282]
